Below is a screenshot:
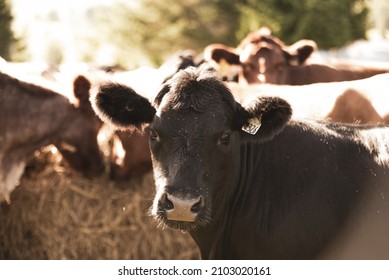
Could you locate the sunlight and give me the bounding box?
[10,0,119,65]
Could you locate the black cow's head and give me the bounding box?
[91,65,292,231]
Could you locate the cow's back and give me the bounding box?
[285,63,389,85]
[0,72,71,152]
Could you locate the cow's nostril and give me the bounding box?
[160,193,174,211]
[191,195,205,213]
[165,196,174,210]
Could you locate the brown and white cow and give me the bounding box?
[204,27,389,85]
[0,72,105,202]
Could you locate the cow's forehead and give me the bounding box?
[152,65,237,132]
[153,108,229,136]
[248,44,285,67]
[157,82,234,114]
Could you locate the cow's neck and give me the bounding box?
[189,143,259,259]
[189,135,302,259]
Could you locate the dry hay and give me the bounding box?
[0,146,199,259]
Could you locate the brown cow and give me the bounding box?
[110,130,151,181]
[204,27,389,85]
[0,72,104,202]
[327,89,384,124]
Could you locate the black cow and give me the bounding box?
[91,65,389,259]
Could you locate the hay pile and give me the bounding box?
[0,147,198,259]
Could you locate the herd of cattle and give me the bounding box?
[1,27,389,259]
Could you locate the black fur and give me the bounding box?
[91,82,156,130]
[236,96,292,143]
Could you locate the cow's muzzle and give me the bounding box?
[159,192,205,222]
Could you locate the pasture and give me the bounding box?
[0,145,198,259]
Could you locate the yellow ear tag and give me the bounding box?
[242,116,262,135]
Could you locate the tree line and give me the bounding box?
[99,0,369,65]
[1,0,373,66]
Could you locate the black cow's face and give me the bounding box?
[149,104,240,230]
[91,65,292,231]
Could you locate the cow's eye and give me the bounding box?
[218,132,230,145]
[149,129,159,141]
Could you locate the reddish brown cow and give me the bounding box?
[204,27,389,85]
[327,89,384,124]
[384,114,389,124]
[110,130,151,181]
[0,72,104,202]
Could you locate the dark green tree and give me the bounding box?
[239,0,369,49]
[0,0,16,60]
[100,0,242,65]
[94,0,369,65]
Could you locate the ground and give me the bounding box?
[0,146,198,260]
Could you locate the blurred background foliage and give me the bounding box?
[1,0,389,68]
[88,0,368,65]
[98,0,369,65]
[0,0,16,60]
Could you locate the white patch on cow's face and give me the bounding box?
[257,57,267,83]
[258,74,266,83]
[151,166,169,217]
[258,57,266,74]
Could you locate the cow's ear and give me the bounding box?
[283,39,317,66]
[91,82,156,130]
[233,97,292,143]
[204,44,240,65]
[204,44,241,81]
